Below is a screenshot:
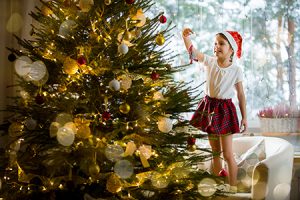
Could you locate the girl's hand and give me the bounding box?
[182,28,193,38]
[240,119,247,133]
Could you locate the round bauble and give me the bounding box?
[157,117,173,133]
[109,79,121,91]
[155,34,165,46]
[119,103,130,114]
[159,15,167,23]
[118,43,129,54]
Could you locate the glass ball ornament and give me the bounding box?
[151,71,160,81]
[123,30,132,41]
[118,43,129,54]
[49,121,61,138]
[25,118,37,130]
[119,103,130,114]
[14,56,32,76]
[57,126,75,146]
[88,162,100,177]
[187,144,197,152]
[151,172,169,189]
[31,70,49,86]
[197,178,217,197]
[155,34,165,46]
[8,53,16,62]
[79,0,94,12]
[157,117,173,133]
[55,113,73,125]
[104,0,111,5]
[63,57,78,75]
[159,15,167,23]
[114,159,134,179]
[59,20,77,38]
[27,61,47,81]
[105,144,124,162]
[125,0,135,4]
[109,79,121,91]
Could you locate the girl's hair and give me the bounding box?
[216,33,234,62]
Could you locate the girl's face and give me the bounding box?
[214,35,234,60]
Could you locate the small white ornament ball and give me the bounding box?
[57,126,75,146]
[14,56,32,76]
[27,61,47,81]
[197,178,217,197]
[109,79,120,91]
[104,144,124,162]
[118,43,129,54]
[59,20,77,38]
[157,117,173,133]
[114,159,134,179]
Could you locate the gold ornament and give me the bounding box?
[119,103,130,114]
[79,0,94,12]
[76,124,91,139]
[123,30,132,41]
[132,9,146,27]
[8,122,24,137]
[63,57,79,75]
[106,174,122,193]
[155,34,165,46]
[187,144,197,152]
[41,5,53,16]
[104,0,112,5]
[89,162,100,177]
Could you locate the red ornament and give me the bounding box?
[77,56,87,65]
[125,0,135,4]
[35,94,45,105]
[219,168,228,177]
[159,15,167,24]
[102,111,111,121]
[151,71,160,80]
[187,136,196,145]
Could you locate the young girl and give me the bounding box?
[182,28,247,192]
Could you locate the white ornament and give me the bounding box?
[14,56,32,76]
[79,0,94,12]
[118,43,129,54]
[157,117,173,133]
[114,159,134,179]
[59,20,77,38]
[57,127,75,146]
[104,144,124,162]
[109,79,120,91]
[27,61,47,81]
[197,178,217,197]
[32,70,49,86]
[151,172,169,189]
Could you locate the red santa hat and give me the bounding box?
[221,31,243,59]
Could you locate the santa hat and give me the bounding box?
[221,31,243,59]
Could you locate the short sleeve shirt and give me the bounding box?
[202,54,243,99]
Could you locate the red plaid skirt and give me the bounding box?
[190,95,240,135]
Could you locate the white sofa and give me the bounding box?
[223,136,294,200]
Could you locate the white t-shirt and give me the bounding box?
[202,54,243,99]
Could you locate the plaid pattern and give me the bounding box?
[190,95,240,135]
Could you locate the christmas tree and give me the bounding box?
[1,0,225,199]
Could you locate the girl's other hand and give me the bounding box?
[182,28,193,38]
[240,119,247,133]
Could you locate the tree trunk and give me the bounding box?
[287,16,296,108]
[275,16,284,93]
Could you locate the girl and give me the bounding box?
[182,28,247,192]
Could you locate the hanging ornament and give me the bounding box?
[77,55,87,65]
[151,71,160,81]
[8,53,16,62]
[159,15,167,23]
[157,117,173,133]
[151,172,169,189]
[155,34,165,46]
[132,9,146,27]
[41,5,53,16]
[57,126,75,146]
[88,162,100,178]
[119,74,132,90]
[125,0,135,4]
[76,124,91,139]
[31,70,49,86]
[123,30,132,42]
[63,57,79,75]
[27,61,48,81]
[109,79,121,91]
[197,178,217,197]
[187,144,197,152]
[59,20,77,38]
[114,159,134,179]
[55,113,73,125]
[153,91,164,100]
[119,103,130,114]
[106,174,122,193]
[14,56,32,76]
[218,168,228,177]
[35,93,45,104]
[187,136,196,145]
[8,122,24,137]
[102,111,111,121]
[118,43,129,55]
[24,118,37,130]
[105,144,124,162]
[49,122,61,138]
[104,0,111,5]
[79,0,94,12]
[64,122,77,134]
